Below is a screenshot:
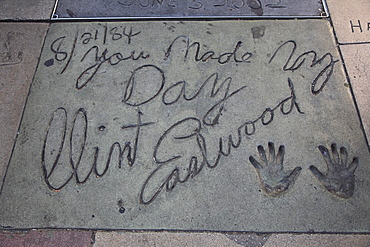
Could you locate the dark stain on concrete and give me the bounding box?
[251,26,266,39]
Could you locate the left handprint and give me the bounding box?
[249,142,302,197]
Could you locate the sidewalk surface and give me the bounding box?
[0,0,370,246]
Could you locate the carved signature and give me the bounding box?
[165,36,252,64]
[116,0,287,10]
[42,108,152,191]
[41,37,339,206]
[77,46,150,90]
[140,77,303,204]
[0,51,23,66]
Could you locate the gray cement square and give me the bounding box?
[0,20,369,232]
[53,0,325,19]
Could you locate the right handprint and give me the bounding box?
[309,143,359,199]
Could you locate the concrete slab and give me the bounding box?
[0,23,49,190]
[93,231,240,247]
[225,232,270,246]
[0,20,369,232]
[0,0,56,20]
[53,0,326,19]
[92,231,370,246]
[340,44,370,143]
[326,0,370,44]
[0,230,92,247]
[264,234,370,247]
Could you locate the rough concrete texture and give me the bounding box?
[264,234,370,247]
[326,0,370,44]
[0,23,49,190]
[54,0,325,19]
[0,230,92,247]
[225,232,270,246]
[93,232,370,246]
[94,232,240,247]
[0,20,369,232]
[0,0,56,20]
[340,44,370,142]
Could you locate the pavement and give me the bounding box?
[0,0,370,246]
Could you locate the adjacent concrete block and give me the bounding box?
[53,0,326,19]
[340,44,370,143]
[264,234,370,247]
[0,23,48,190]
[0,230,92,247]
[0,0,56,20]
[0,20,369,232]
[326,0,370,44]
[94,232,240,247]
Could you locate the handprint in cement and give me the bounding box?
[310,143,359,199]
[249,142,302,197]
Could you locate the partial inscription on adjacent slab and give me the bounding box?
[0,20,369,232]
[53,0,326,19]
[0,0,56,20]
[326,0,370,44]
[340,44,370,142]
[0,23,49,189]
